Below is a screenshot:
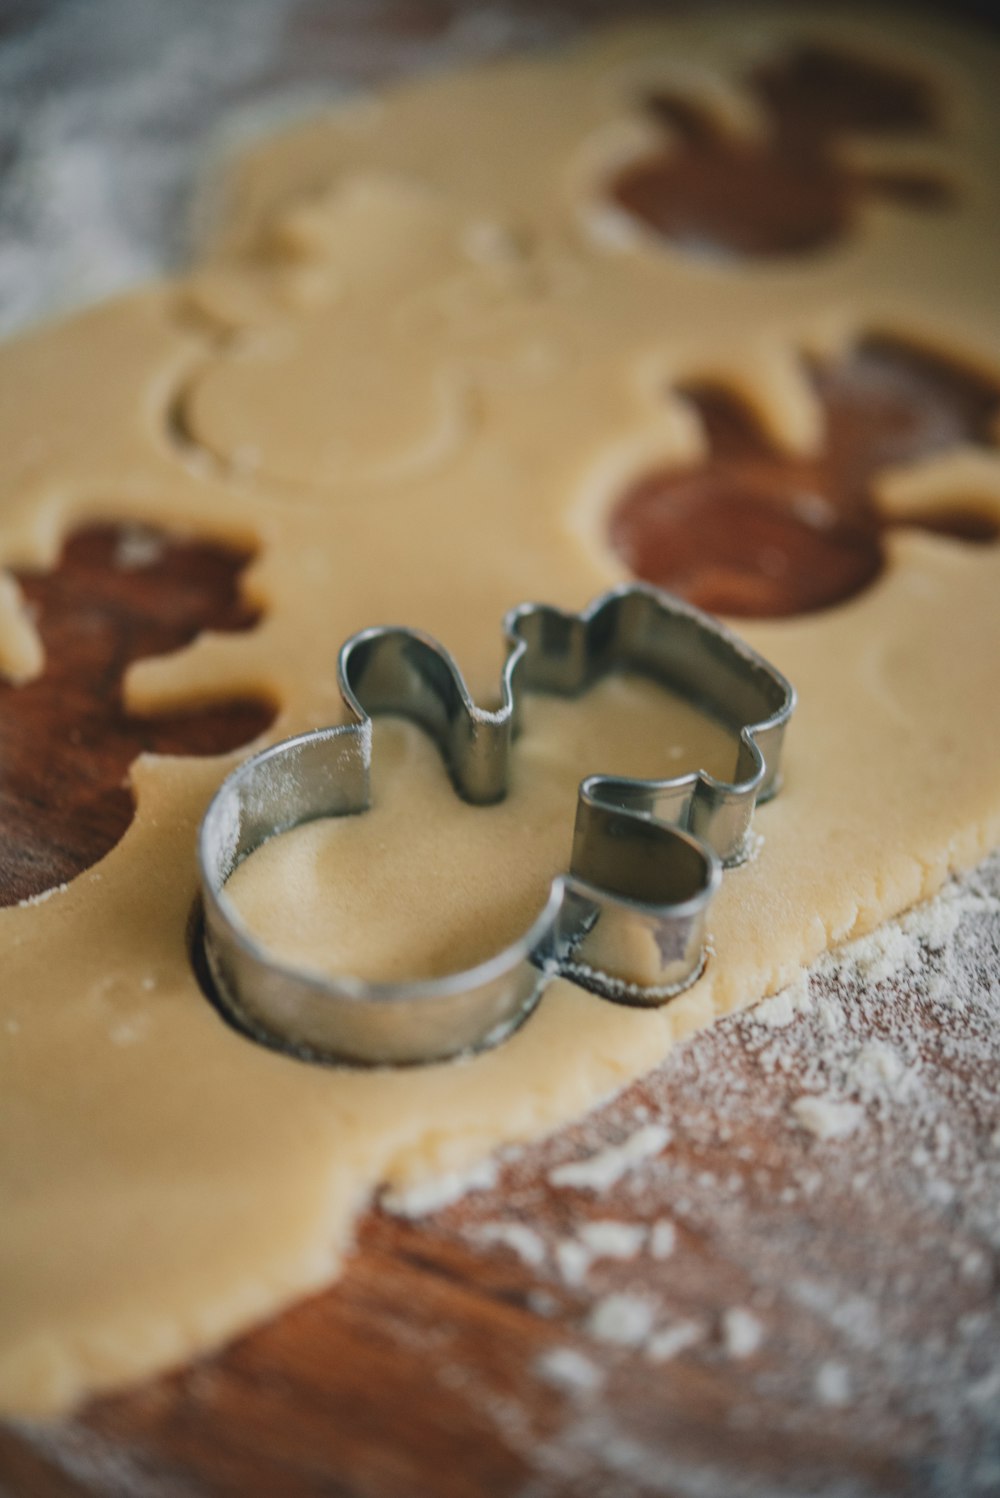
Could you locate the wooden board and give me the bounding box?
[2,3,1000,1492]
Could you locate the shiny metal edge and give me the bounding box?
[197,584,794,1067]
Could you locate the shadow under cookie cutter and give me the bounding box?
[197,584,795,1067]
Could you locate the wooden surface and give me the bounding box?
[2,3,1000,1494]
[0,527,273,905]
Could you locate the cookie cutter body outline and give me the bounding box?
[198,583,795,1067]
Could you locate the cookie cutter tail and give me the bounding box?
[197,583,794,1067]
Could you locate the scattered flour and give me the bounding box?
[791,1094,865,1141]
[112,525,168,570]
[577,1220,647,1260]
[848,922,924,984]
[470,1221,546,1268]
[548,1124,669,1191]
[649,1218,676,1259]
[752,971,811,1028]
[788,1283,881,1354]
[450,856,1000,1491]
[721,1307,765,1359]
[381,1157,498,1218]
[554,1220,647,1286]
[848,1039,911,1099]
[554,1240,591,1288]
[16,881,69,909]
[536,1347,604,1394]
[586,1293,657,1348]
[645,1321,704,1363]
[814,1360,853,1408]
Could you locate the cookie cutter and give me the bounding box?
[197,584,794,1067]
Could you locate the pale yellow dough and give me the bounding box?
[2,9,1000,1417]
[227,680,738,985]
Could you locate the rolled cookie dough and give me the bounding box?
[2,9,1000,1416]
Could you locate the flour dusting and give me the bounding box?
[435,853,1000,1496]
[381,1157,499,1218]
[548,1123,670,1191]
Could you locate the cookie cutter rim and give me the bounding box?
[197,583,795,1068]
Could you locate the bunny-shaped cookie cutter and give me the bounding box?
[198,584,794,1067]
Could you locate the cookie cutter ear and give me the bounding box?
[197,584,794,1067]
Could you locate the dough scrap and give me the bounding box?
[2,10,1000,1416]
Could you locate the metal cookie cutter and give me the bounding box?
[198,584,794,1067]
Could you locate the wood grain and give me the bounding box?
[613,43,952,260]
[610,336,1000,617]
[0,526,273,907]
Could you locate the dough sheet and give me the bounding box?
[1,9,1000,1415]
